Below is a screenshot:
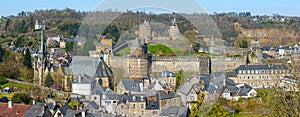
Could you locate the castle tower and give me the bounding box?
[169,17,180,40]
[249,41,263,64]
[128,39,151,79]
[139,19,152,40]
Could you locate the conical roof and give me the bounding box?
[94,51,113,78]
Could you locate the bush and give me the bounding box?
[0,77,9,85]
[12,93,31,104]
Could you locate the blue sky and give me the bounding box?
[1,0,299,16]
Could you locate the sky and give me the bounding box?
[0,0,299,17]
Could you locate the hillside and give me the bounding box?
[1,9,300,49]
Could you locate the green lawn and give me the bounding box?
[116,46,130,55]
[1,82,34,89]
[148,44,177,56]
[0,92,15,99]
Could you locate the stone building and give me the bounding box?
[151,56,199,72]
[169,17,180,40]
[249,41,263,64]
[235,64,290,88]
[128,39,151,79]
[139,19,152,40]
[154,70,176,90]
[211,56,246,72]
[128,93,147,117]
[291,54,300,78]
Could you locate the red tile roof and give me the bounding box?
[0,102,30,117]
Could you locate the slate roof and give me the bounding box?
[64,109,82,117]
[57,104,71,116]
[262,46,271,51]
[237,85,253,96]
[46,102,60,110]
[146,101,160,110]
[129,93,147,102]
[207,82,222,93]
[159,70,175,77]
[73,74,94,83]
[157,90,180,100]
[263,53,269,58]
[94,52,113,78]
[150,80,166,90]
[120,79,142,92]
[24,104,52,117]
[86,112,115,117]
[225,86,239,96]
[236,64,289,71]
[68,56,99,76]
[91,79,106,95]
[103,89,120,100]
[178,84,193,96]
[159,106,188,117]
[0,102,30,117]
[85,101,99,110]
[226,72,237,77]
[0,96,9,103]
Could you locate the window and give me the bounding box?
[190,96,195,100]
[133,104,136,108]
[94,97,97,100]
[141,104,144,108]
[113,101,116,103]
[152,111,158,114]
[133,96,136,101]
[105,101,111,105]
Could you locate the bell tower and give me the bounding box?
[33,20,48,86]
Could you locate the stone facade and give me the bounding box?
[235,64,290,88]
[139,20,152,40]
[151,56,199,72]
[211,56,246,72]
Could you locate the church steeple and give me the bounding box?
[39,20,45,54]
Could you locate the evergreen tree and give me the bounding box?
[44,73,54,87]
[12,93,31,104]
[23,49,32,69]
[175,69,183,90]
[0,45,5,62]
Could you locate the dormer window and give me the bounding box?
[141,96,144,101]
[133,96,136,101]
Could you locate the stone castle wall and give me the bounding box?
[111,56,207,74]
[211,56,246,72]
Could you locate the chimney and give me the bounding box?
[33,100,36,105]
[223,78,226,86]
[8,101,13,108]
[81,111,86,117]
[78,75,81,83]
[96,78,100,86]
[53,101,56,106]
